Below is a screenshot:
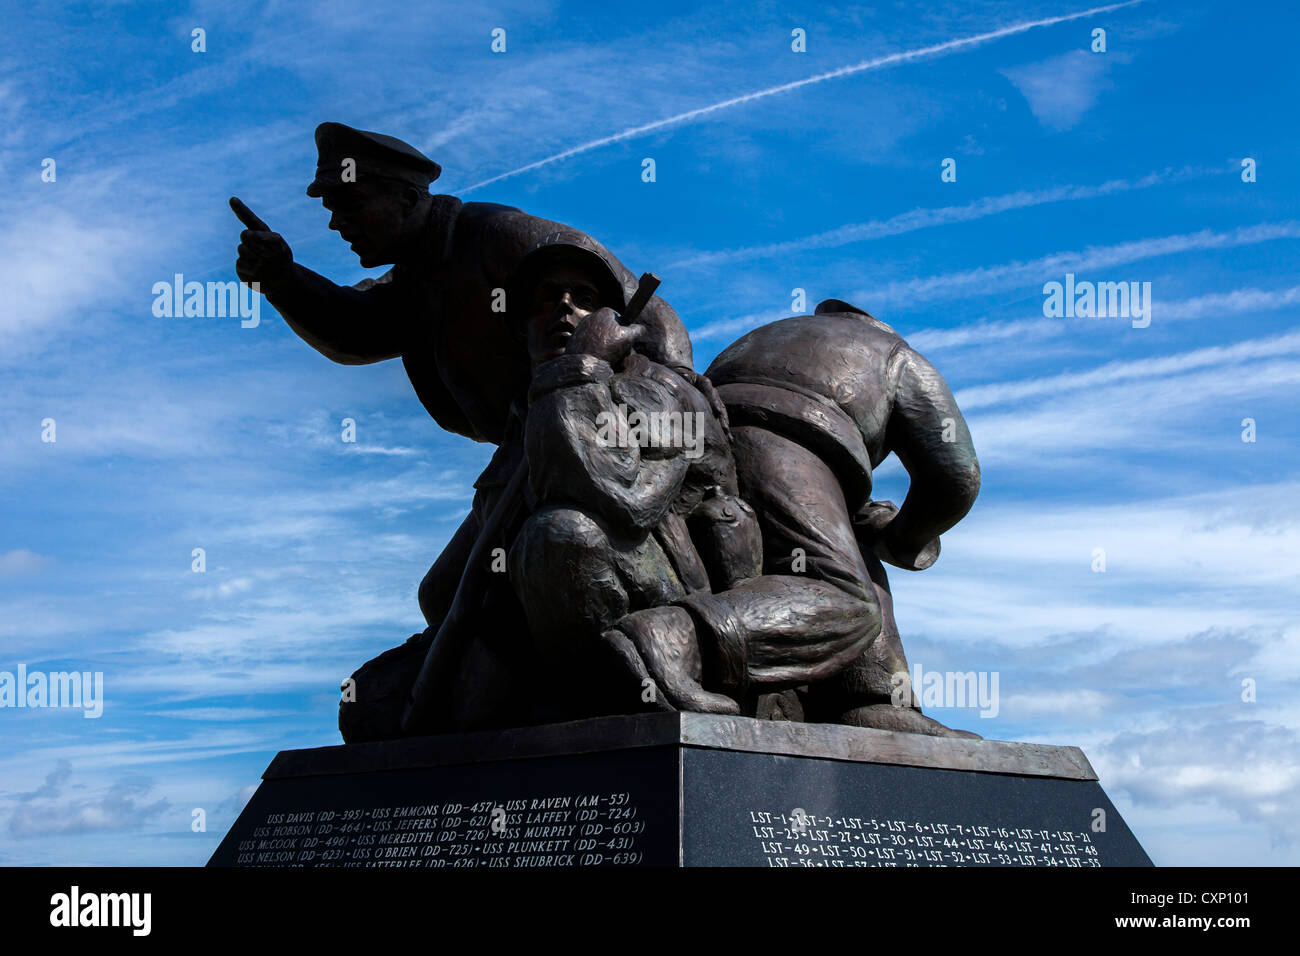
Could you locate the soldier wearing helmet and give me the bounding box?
[231,123,694,636]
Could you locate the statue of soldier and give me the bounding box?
[472,238,960,737]
[232,124,981,740]
[339,234,741,739]
[230,122,694,631]
[504,236,756,720]
[703,301,982,735]
[326,238,981,739]
[506,270,984,737]
[334,234,912,739]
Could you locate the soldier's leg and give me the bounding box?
[674,427,882,709]
[509,504,737,717]
[418,498,483,627]
[343,498,484,742]
[723,426,971,735]
[338,630,433,743]
[833,493,978,736]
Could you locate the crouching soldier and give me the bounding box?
[506,238,886,720]
[704,300,982,736]
[341,234,737,741]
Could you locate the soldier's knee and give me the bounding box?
[811,577,883,661]
[510,506,628,651]
[848,593,882,642]
[836,576,881,621]
[512,506,611,574]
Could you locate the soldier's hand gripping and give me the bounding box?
[855,500,941,571]
[566,307,644,367]
[231,197,293,285]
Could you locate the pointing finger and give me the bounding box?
[230,196,271,232]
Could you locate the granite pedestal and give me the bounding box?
[209,713,1151,867]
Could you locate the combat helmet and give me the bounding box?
[506,231,629,329]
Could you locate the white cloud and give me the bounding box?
[0,211,143,351]
[146,707,297,721]
[465,1,1146,190]
[957,328,1300,410]
[672,166,1214,270]
[1000,688,1114,718]
[863,222,1300,308]
[8,761,171,839]
[1092,721,1300,839]
[0,550,50,576]
[1001,49,1118,131]
[966,364,1297,468]
[909,282,1300,352]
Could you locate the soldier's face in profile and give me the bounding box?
[526,264,601,365]
[320,183,412,267]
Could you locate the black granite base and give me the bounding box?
[208,713,1152,867]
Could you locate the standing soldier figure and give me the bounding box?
[231,121,694,631]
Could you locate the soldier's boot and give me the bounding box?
[338,630,432,744]
[798,564,982,739]
[837,703,982,739]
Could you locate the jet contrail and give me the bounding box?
[461,0,1143,192]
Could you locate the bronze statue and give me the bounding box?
[704,304,980,734]
[231,122,693,630]
[230,123,982,743]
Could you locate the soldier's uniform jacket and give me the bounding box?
[261,198,693,448]
[363,352,743,737]
[524,350,736,540]
[705,301,979,516]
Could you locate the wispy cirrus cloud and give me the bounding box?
[864,221,1300,309]
[956,327,1300,410]
[463,0,1146,190]
[672,166,1214,270]
[909,282,1300,351]
[959,354,1300,471]
[693,274,1300,350]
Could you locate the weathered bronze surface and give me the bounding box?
[231,123,982,743]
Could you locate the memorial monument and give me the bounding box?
[213,123,1152,867]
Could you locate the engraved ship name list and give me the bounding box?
[233,791,646,867]
[745,809,1101,867]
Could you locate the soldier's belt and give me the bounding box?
[712,380,873,510]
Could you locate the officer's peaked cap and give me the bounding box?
[306,122,442,197]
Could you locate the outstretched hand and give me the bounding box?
[231,196,293,285]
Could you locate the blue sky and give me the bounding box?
[2,0,1297,866]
